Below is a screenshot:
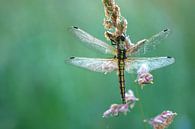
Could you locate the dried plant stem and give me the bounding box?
[102,0,128,43]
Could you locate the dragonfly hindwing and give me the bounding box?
[127,29,171,56]
[125,56,175,73]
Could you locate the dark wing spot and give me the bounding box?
[163,28,169,32]
[167,56,172,58]
[73,26,78,29]
[70,56,75,59]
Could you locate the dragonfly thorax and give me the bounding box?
[116,35,127,50]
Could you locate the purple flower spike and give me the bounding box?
[103,89,138,118]
[118,103,129,114]
[103,104,129,118]
[147,110,177,129]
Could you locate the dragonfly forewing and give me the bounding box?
[69,26,116,55]
[66,57,118,74]
[125,56,175,73]
[127,29,171,56]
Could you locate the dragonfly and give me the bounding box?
[66,26,175,104]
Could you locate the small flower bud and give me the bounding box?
[125,90,139,108]
[137,72,153,85]
[135,64,153,87]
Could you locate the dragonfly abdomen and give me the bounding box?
[116,43,127,104]
[118,59,126,104]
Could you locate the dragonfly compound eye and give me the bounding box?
[120,35,126,41]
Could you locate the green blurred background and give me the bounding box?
[0,0,194,129]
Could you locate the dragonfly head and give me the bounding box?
[118,35,126,42]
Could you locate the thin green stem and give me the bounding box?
[135,85,148,129]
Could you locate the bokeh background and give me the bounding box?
[0,0,194,129]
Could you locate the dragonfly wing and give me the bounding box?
[125,56,175,73]
[69,26,116,55]
[128,29,170,56]
[66,57,118,73]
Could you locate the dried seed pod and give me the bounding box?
[103,19,113,29]
[102,0,128,41]
[104,31,116,41]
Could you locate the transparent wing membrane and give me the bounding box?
[66,57,118,74]
[127,29,171,56]
[69,26,116,55]
[125,56,175,73]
